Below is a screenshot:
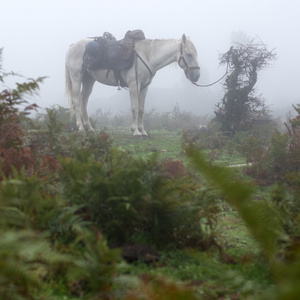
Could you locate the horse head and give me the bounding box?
[177,34,200,83]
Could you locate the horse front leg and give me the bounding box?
[129,84,142,136]
[137,87,148,136]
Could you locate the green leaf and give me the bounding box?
[186,144,282,258]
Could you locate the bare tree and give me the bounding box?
[214,39,277,135]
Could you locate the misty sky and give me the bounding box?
[1,0,300,117]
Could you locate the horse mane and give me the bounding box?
[135,37,197,61]
[135,38,179,60]
[187,38,198,55]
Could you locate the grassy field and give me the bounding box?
[3,54,299,299]
[4,127,280,299]
[110,129,184,160]
[108,128,246,166]
[96,128,275,299]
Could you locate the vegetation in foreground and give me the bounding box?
[1,48,300,299]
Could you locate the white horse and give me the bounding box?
[65,34,200,136]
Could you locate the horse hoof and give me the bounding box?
[133,135,142,139]
[85,125,95,132]
[139,131,148,137]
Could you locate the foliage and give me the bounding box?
[183,122,229,151]
[0,170,72,300]
[58,149,218,249]
[68,235,121,298]
[184,116,278,167]
[144,103,204,131]
[0,230,66,300]
[90,107,114,129]
[28,106,112,164]
[29,105,77,132]
[0,51,45,179]
[214,40,276,135]
[185,144,300,299]
[0,49,63,181]
[246,104,300,184]
[3,48,300,299]
[186,144,282,257]
[285,104,300,170]
[90,104,207,132]
[161,158,187,178]
[0,162,121,300]
[245,105,300,279]
[234,134,265,164]
[0,51,121,300]
[122,275,197,300]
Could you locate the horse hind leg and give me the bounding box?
[129,83,142,137]
[81,73,96,132]
[65,64,85,131]
[70,76,85,132]
[137,87,148,136]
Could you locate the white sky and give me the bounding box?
[1,0,300,116]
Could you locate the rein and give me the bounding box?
[192,62,230,87]
[178,40,229,88]
[131,40,229,95]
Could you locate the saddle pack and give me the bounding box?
[83,30,145,71]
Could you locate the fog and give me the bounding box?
[1,0,300,118]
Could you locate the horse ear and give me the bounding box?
[182,34,187,44]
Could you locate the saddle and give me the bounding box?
[83,30,145,72]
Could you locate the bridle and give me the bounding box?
[178,41,200,82]
[131,39,229,94]
[178,40,230,87]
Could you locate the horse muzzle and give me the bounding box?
[186,67,200,83]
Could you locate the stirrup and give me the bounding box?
[117,80,121,90]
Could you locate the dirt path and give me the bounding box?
[228,163,252,168]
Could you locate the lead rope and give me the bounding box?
[133,44,230,91]
[178,40,230,88]
[192,61,230,87]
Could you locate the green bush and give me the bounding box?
[28,105,77,132]
[5,46,300,299]
[0,50,121,299]
[90,104,208,132]
[245,104,300,184]
[58,149,218,249]
[28,105,112,162]
[186,143,300,299]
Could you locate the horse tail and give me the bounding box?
[65,63,74,116]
